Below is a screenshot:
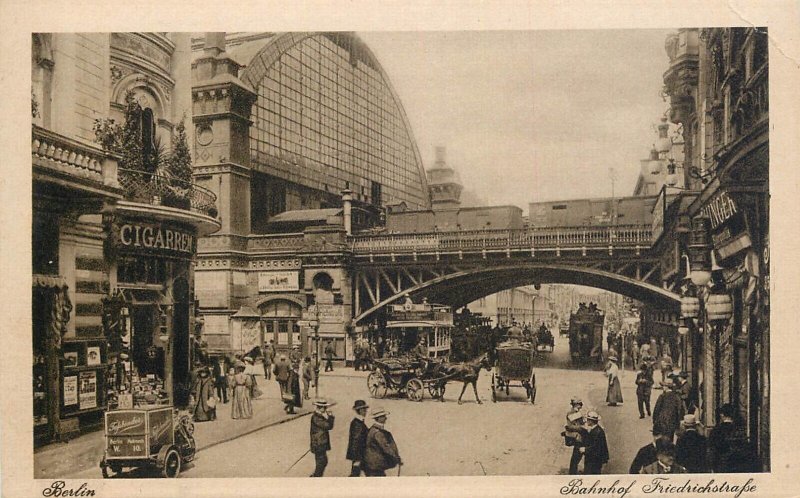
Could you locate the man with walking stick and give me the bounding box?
[346,400,370,476]
[364,406,402,476]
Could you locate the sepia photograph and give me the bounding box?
[3,1,799,496]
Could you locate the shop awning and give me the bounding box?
[32,274,68,288]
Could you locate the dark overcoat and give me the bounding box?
[364,425,401,472]
[310,412,335,453]
[346,417,369,461]
[676,429,707,473]
[652,390,685,436]
[629,442,658,474]
[583,425,609,467]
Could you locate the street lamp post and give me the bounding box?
[314,306,320,399]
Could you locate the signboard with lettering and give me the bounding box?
[258,271,299,292]
[109,220,196,258]
[699,190,752,261]
[79,370,97,410]
[104,407,173,459]
[304,304,344,323]
[63,375,78,406]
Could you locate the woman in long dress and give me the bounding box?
[283,363,302,414]
[230,361,253,420]
[606,356,623,406]
[190,366,216,422]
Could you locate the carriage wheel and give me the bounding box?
[367,372,388,399]
[159,447,181,478]
[491,373,497,403]
[406,378,424,402]
[529,373,537,404]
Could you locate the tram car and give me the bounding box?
[385,300,454,358]
[568,305,605,365]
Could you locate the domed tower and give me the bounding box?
[426,146,463,211]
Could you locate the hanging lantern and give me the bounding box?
[688,217,712,286]
[680,295,700,319]
[706,292,733,322]
[665,159,678,186]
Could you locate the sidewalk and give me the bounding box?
[34,380,327,479]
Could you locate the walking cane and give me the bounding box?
[286,449,311,473]
[397,463,402,476]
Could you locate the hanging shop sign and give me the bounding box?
[110,220,196,258]
[698,190,752,261]
[79,370,98,410]
[258,271,300,292]
[63,375,78,406]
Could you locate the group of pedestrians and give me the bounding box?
[190,355,261,422]
[562,398,610,474]
[308,398,402,477]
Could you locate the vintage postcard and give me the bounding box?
[2,1,799,497]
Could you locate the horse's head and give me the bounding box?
[479,354,492,371]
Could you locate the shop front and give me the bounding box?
[104,217,199,410]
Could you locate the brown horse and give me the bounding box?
[441,354,492,404]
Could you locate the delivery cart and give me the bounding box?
[100,405,196,478]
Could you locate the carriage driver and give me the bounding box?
[412,337,428,360]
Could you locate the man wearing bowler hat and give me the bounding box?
[364,407,402,476]
[309,398,335,477]
[346,400,370,476]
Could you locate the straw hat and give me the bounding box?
[586,410,600,422]
[682,414,697,427]
[313,398,332,407]
[371,406,390,419]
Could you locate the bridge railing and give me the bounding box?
[350,224,653,254]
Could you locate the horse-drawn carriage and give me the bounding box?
[535,326,555,353]
[367,356,447,401]
[491,340,536,404]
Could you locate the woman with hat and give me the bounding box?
[230,360,253,420]
[347,400,370,476]
[563,398,586,475]
[309,398,335,477]
[605,356,623,406]
[190,365,216,422]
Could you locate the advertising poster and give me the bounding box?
[78,370,97,410]
[86,346,101,366]
[62,375,78,406]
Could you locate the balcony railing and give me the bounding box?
[350,224,653,255]
[32,125,113,186]
[118,168,218,218]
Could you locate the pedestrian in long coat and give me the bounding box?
[630,432,667,474]
[190,366,216,422]
[581,411,609,474]
[635,362,654,418]
[274,354,291,395]
[652,378,685,441]
[676,414,707,473]
[283,363,302,414]
[347,400,370,476]
[302,357,315,400]
[230,361,253,420]
[605,358,623,406]
[212,357,228,404]
[309,398,335,477]
[364,407,402,476]
[324,341,335,372]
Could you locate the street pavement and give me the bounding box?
[177,334,653,477]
